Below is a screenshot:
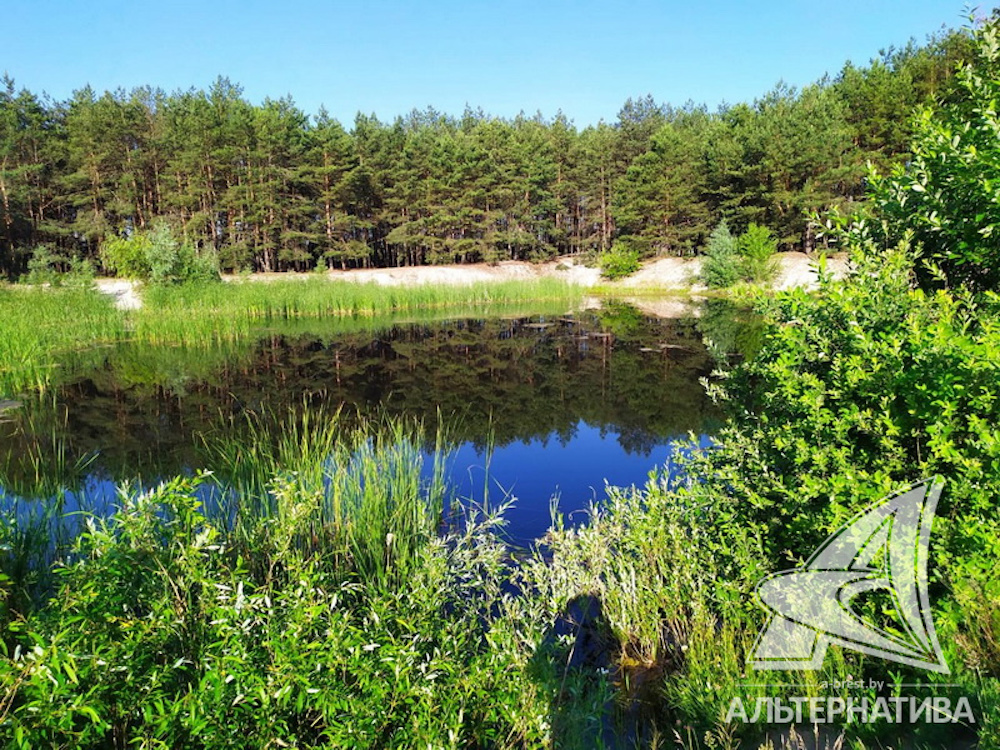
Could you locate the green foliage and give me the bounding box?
[711,243,1000,559]
[102,223,219,284]
[700,220,741,288]
[23,245,93,287]
[0,472,541,747]
[2,21,999,742]
[525,243,1000,743]
[736,222,779,283]
[23,245,65,285]
[203,411,448,590]
[865,17,1000,292]
[600,241,641,280]
[100,232,152,279]
[2,253,998,745]
[613,110,712,254]
[701,221,778,287]
[0,414,611,747]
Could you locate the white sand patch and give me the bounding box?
[95,278,143,310]
[619,256,704,289]
[771,252,850,290]
[315,252,844,291]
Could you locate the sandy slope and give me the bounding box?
[324,251,847,290]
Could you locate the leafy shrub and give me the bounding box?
[100,232,152,279]
[700,221,778,288]
[709,243,999,553]
[529,242,1000,741]
[600,241,641,279]
[864,17,1000,292]
[102,223,219,284]
[0,451,551,747]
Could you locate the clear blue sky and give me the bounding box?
[3,1,982,127]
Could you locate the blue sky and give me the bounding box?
[4,1,978,127]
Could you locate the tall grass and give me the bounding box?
[0,395,97,500]
[202,407,450,588]
[134,277,584,345]
[0,286,125,396]
[0,278,583,395]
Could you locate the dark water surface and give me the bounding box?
[1,303,731,543]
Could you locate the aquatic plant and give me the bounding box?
[0,278,583,396]
[0,286,125,397]
[133,277,584,345]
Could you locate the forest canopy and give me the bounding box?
[0,27,973,277]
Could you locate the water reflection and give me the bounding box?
[1,304,729,542]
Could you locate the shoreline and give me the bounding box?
[93,251,848,311]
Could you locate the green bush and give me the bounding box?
[100,232,152,279]
[600,241,641,279]
[22,245,94,287]
[864,17,1000,292]
[736,222,778,284]
[102,223,219,284]
[700,221,778,288]
[529,243,1000,742]
[700,220,741,288]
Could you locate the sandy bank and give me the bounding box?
[96,252,849,311]
[235,251,847,290]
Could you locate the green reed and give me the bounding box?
[0,278,583,396]
[133,278,584,345]
[202,407,450,589]
[0,286,126,397]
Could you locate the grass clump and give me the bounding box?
[202,409,450,589]
[132,277,583,345]
[0,286,125,397]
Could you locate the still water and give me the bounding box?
[1,303,739,543]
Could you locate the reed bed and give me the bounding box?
[0,286,126,397]
[134,277,584,345]
[0,278,584,394]
[201,407,451,588]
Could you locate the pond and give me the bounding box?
[0,301,750,544]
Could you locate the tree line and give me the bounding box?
[0,28,972,277]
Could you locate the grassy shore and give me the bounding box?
[0,286,126,396]
[134,277,584,344]
[0,278,584,396]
